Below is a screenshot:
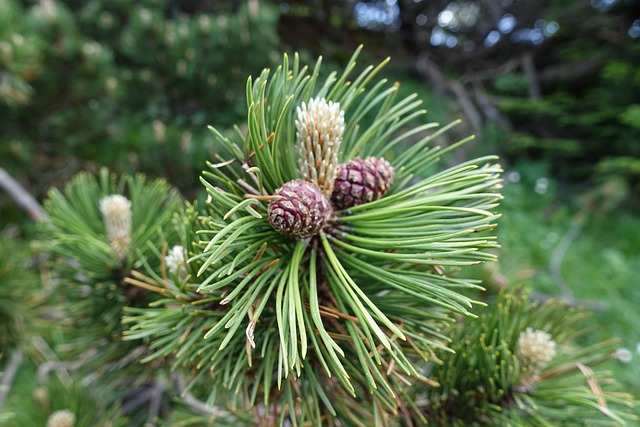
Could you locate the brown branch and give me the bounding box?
[416,53,482,132]
[540,60,602,86]
[0,167,47,221]
[448,79,483,132]
[472,81,513,132]
[459,58,520,85]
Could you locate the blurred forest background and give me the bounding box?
[1,0,639,423]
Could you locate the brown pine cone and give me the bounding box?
[268,180,332,238]
[331,156,395,210]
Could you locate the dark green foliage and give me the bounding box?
[0,0,42,107]
[497,66,640,184]
[1,0,119,202]
[1,0,280,199]
[491,5,640,191]
[68,0,280,128]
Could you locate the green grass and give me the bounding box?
[495,161,640,410]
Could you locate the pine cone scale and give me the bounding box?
[268,180,332,238]
[331,156,395,210]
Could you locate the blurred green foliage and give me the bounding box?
[2,362,129,427]
[0,230,39,352]
[0,0,280,199]
[0,1,42,107]
[493,40,640,195]
[37,169,183,385]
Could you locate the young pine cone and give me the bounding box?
[331,156,395,210]
[268,180,332,239]
[296,98,345,195]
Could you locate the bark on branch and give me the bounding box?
[0,167,47,221]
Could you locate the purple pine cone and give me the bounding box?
[331,156,395,210]
[268,180,332,238]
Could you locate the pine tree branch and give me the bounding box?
[0,167,47,221]
[521,51,541,99]
[181,392,225,417]
[529,291,607,311]
[121,383,163,415]
[173,374,232,418]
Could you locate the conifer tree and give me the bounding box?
[29,48,637,426]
